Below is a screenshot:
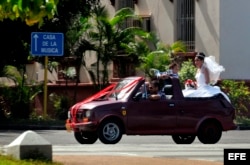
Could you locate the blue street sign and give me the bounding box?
[31,32,64,56]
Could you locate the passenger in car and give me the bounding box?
[158,62,180,80]
[156,63,178,94]
[168,62,179,78]
[148,80,166,100]
[183,52,230,102]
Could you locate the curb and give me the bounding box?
[1,125,250,130]
[237,125,250,130]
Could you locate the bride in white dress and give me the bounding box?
[182,52,230,102]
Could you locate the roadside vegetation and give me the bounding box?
[0,154,62,165]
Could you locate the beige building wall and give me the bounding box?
[220,0,250,80]
[84,50,113,82]
[134,0,250,80]
[193,0,250,80]
[26,62,58,84]
[195,0,220,60]
[134,0,175,43]
[101,0,116,16]
[60,0,250,82]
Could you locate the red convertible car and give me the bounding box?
[66,76,237,144]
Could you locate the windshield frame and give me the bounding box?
[108,77,142,100]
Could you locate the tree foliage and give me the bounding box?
[0,0,98,74]
[0,0,58,26]
[90,6,145,86]
[125,32,187,78]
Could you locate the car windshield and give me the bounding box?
[109,78,138,100]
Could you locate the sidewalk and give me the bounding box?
[53,155,223,165]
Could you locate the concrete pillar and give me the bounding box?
[6,130,52,161]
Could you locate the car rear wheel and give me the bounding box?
[74,131,98,144]
[98,120,123,144]
[197,121,222,144]
[172,135,196,144]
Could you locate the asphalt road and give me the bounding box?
[1,130,250,162]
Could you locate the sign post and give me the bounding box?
[31,32,64,117]
[44,56,48,117]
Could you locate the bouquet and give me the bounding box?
[185,79,196,90]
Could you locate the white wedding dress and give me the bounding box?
[182,56,231,102]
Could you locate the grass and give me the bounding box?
[0,154,62,165]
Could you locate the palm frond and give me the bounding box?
[3,65,22,85]
[171,40,187,53]
[111,7,136,26]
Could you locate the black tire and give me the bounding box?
[98,120,123,144]
[74,131,98,144]
[172,135,196,144]
[197,121,222,144]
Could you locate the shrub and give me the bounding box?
[220,80,250,118]
[49,93,72,120]
[178,59,196,87]
[0,65,42,119]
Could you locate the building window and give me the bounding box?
[133,16,151,32]
[116,0,134,10]
[176,0,195,51]
[114,0,135,29]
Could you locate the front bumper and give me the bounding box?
[65,119,98,132]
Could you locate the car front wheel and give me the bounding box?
[74,131,98,144]
[172,135,196,144]
[98,120,123,144]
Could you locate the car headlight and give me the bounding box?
[67,110,71,119]
[85,110,91,118]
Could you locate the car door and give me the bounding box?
[175,99,216,132]
[126,98,177,134]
